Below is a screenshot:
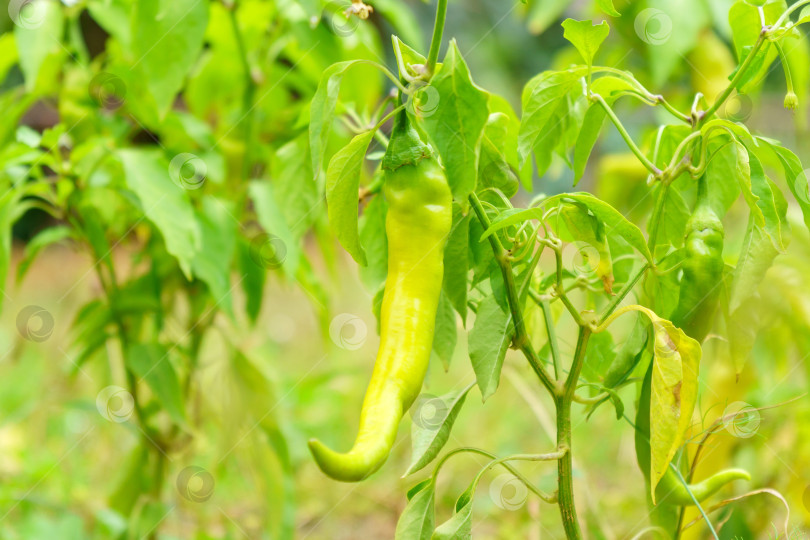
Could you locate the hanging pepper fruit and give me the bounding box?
[308,109,453,482]
[670,175,725,343]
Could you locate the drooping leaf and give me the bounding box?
[395,481,435,540]
[431,292,458,370]
[358,192,389,291]
[432,495,473,540]
[443,206,470,323]
[646,313,700,502]
[405,382,474,476]
[422,40,489,203]
[759,139,810,232]
[469,294,514,401]
[325,129,376,266]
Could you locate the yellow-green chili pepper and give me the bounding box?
[308,110,452,482]
[670,175,725,343]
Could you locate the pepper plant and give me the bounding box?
[310,0,810,537]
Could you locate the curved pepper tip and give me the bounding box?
[307,438,382,483]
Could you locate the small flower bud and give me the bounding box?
[784,91,799,112]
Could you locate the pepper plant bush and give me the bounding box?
[312,0,810,538]
[1,0,810,538]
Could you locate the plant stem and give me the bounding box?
[431,447,559,503]
[647,183,668,253]
[701,33,766,123]
[556,326,591,540]
[426,0,448,76]
[469,193,556,395]
[541,299,562,380]
[772,0,810,31]
[593,94,661,177]
[597,262,650,325]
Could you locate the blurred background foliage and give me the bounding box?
[0,0,809,538]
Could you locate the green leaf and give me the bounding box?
[272,134,318,234]
[573,76,632,184]
[759,139,810,233]
[14,0,64,92]
[126,343,187,427]
[518,68,587,171]
[431,292,458,370]
[478,113,519,198]
[325,129,376,266]
[422,40,489,203]
[0,188,24,314]
[443,206,470,324]
[649,317,700,503]
[705,141,750,218]
[237,236,266,324]
[562,19,610,68]
[657,188,690,250]
[595,0,620,17]
[728,0,784,91]
[358,193,389,291]
[249,180,300,278]
[484,192,653,264]
[487,94,532,190]
[728,224,778,372]
[641,0,710,85]
[573,103,606,184]
[131,0,208,118]
[395,481,435,540]
[310,60,365,178]
[581,331,615,383]
[16,225,73,283]
[118,149,201,278]
[469,294,513,401]
[748,151,789,251]
[432,496,473,540]
[405,383,474,476]
[613,306,701,504]
[527,0,568,35]
[192,196,236,316]
[799,5,810,25]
